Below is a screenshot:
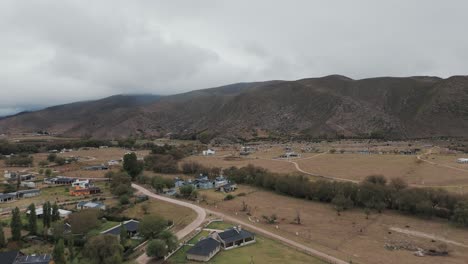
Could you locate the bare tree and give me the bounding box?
[294,209,301,225]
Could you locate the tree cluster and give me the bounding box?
[223,165,468,226]
[5,154,33,167]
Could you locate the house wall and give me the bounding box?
[186,246,220,262]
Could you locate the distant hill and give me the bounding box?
[0,75,467,140]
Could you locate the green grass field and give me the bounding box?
[169,231,326,264]
[205,221,233,230]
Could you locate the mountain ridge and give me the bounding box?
[1,75,467,140]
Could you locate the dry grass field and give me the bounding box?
[199,186,468,264]
[183,142,468,191]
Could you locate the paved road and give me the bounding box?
[132,183,347,264]
[132,183,206,264]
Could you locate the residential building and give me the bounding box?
[0,193,15,203]
[217,183,237,193]
[76,201,106,210]
[43,176,75,185]
[27,207,72,219]
[107,160,120,166]
[213,226,255,250]
[20,182,36,189]
[72,179,91,188]
[202,149,215,156]
[69,186,101,196]
[101,219,140,239]
[186,237,221,262]
[457,158,468,164]
[15,189,40,198]
[0,251,52,264]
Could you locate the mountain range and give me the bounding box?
[1,75,467,140]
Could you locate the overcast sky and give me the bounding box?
[1,0,467,115]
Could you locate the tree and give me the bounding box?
[141,203,150,215]
[119,195,130,205]
[38,160,49,167]
[55,157,66,166]
[331,193,354,216]
[452,201,468,227]
[50,221,65,242]
[53,239,66,264]
[0,224,6,248]
[146,239,167,258]
[123,152,143,179]
[119,223,128,247]
[47,153,57,162]
[294,209,301,225]
[43,202,51,228]
[38,168,44,175]
[11,207,22,241]
[364,175,387,186]
[68,209,101,234]
[52,203,60,222]
[157,230,178,252]
[138,215,167,239]
[67,236,75,261]
[27,203,38,235]
[45,168,52,177]
[83,234,123,264]
[179,185,195,199]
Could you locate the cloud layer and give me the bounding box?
[1,0,467,115]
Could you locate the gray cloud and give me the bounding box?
[1,0,467,115]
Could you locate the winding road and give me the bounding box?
[132,183,348,264]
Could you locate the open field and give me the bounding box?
[182,141,468,191]
[169,227,325,264]
[198,186,468,264]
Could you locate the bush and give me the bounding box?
[119,195,130,205]
[224,194,235,201]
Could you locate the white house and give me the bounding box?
[107,160,120,166]
[27,207,72,218]
[72,179,91,188]
[202,149,216,156]
[20,181,36,188]
[457,158,468,164]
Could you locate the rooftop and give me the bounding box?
[187,237,220,256]
[218,227,255,244]
[102,219,139,235]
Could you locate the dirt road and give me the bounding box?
[132,183,206,264]
[132,183,347,264]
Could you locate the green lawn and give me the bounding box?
[169,232,326,264]
[205,221,233,230]
[87,220,120,236]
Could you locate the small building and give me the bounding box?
[107,160,119,166]
[82,165,108,171]
[44,176,75,185]
[70,186,101,196]
[20,182,36,189]
[0,193,15,203]
[15,189,40,198]
[217,183,237,193]
[186,237,221,262]
[457,158,468,164]
[27,207,72,219]
[214,176,228,188]
[14,254,52,264]
[101,219,140,239]
[174,178,186,188]
[202,149,215,156]
[0,251,52,264]
[72,179,91,188]
[214,226,255,250]
[76,201,106,210]
[194,175,213,189]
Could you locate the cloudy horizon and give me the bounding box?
[1,0,468,115]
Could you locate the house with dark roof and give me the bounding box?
[14,254,52,264]
[0,251,52,264]
[101,219,140,239]
[186,237,221,262]
[0,193,16,203]
[213,226,255,250]
[0,250,19,264]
